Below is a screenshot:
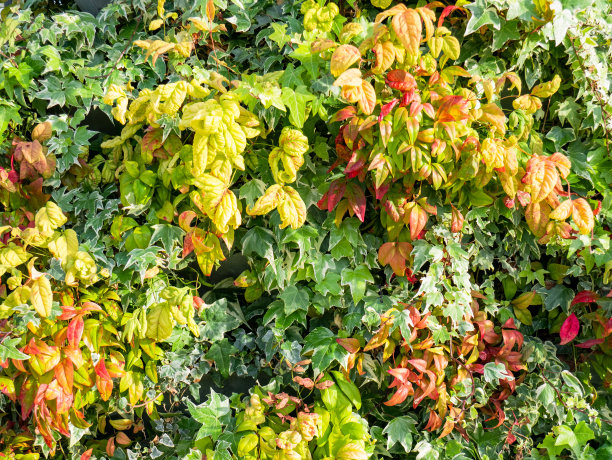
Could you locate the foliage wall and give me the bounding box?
[0,0,611,459]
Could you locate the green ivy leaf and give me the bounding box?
[0,337,29,361]
[483,362,513,385]
[187,390,231,441]
[280,86,315,129]
[383,416,416,452]
[150,224,185,254]
[341,264,374,304]
[465,0,501,36]
[268,23,290,49]
[280,285,310,315]
[205,338,238,378]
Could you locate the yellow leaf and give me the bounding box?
[206,0,215,22]
[572,198,594,235]
[126,90,152,125]
[372,41,396,74]
[31,275,52,317]
[499,171,517,198]
[143,40,175,65]
[194,174,240,233]
[149,19,164,31]
[188,79,210,98]
[549,152,571,178]
[531,75,561,98]
[479,103,506,134]
[269,147,304,184]
[495,72,522,94]
[416,6,435,42]
[189,17,211,32]
[481,138,505,171]
[48,229,79,263]
[103,84,126,105]
[35,202,67,235]
[513,94,541,115]
[278,127,308,156]
[195,232,225,276]
[333,68,363,88]
[278,186,306,229]
[247,184,284,216]
[0,243,30,269]
[549,199,573,220]
[111,97,128,125]
[32,122,52,142]
[441,35,460,60]
[392,8,422,64]
[192,132,209,178]
[511,291,536,309]
[160,81,189,115]
[330,45,362,78]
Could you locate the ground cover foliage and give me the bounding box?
[0,0,611,458]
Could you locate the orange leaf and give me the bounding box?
[525,202,551,237]
[67,316,84,348]
[206,0,215,22]
[106,437,116,457]
[384,384,411,406]
[336,338,361,354]
[450,205,464,233]
[572,198,594,234]
[358,80,376,115]
[115,432,131,446]
[527,158,558,203]
[549,152,571,178]
[81,448,93,460]
[408,204,428,240]
[392,9,422,63]
[54,359,74,394]
[330,45,362,78]
[378,242,413,276]
[438,418,455,438]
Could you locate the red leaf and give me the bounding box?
[344,151,366,179]
[345,182,366,222]
[384,384,411,406]
[81,448,93,460]
[95,360,113,402]
[331,106,357,123]
[80,301,103,313]
[571,290,599,305]
[67,317,84,348]
[327,180,347,212]
[576,338,604,349]
[182,233,195,257]
[435,95,469,123]
[378,98,399,122]
[560,313,580,345]
[58,306,78,320]
[437,5,466,27]
[386,70,417,92]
